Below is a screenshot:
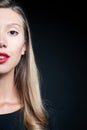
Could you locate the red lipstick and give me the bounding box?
[0,52,10,63]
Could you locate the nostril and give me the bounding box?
[3,44,6,47]
[0,42,7,48]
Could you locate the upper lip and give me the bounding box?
[0,52,10,57]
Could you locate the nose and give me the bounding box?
[0,41,7,48]
[0,33,7,48]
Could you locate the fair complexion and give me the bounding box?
[0,8,26,114]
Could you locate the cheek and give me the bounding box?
[0,45,24,74]
[12,45,23,55]
[7,37,25,65]
[9,42,25,64]
[9,38,25,55]
[11,45,24,63]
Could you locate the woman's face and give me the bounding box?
[0,8,26,74]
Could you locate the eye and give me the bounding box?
[8,30,19,36]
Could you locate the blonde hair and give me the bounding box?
[0,0,48,129]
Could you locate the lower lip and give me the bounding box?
[0,57,9,63]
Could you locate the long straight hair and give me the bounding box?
[0,0,48,129]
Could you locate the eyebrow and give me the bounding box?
[7,23,22,28]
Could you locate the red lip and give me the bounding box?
[0,52,10,57]
[0,52,10,63]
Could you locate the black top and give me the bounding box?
[0,107,58,130]
[0,109,25,130]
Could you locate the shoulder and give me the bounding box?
[44,101,59,130]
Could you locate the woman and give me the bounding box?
[0,0,50,129]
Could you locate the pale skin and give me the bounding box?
[0,8,26,114]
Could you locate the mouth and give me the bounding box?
[0,52,10,63]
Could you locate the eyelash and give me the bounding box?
[8,30,19,36]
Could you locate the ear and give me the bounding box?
[21,44,26,55]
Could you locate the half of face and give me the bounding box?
[0,8,26,74]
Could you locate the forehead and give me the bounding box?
[0,8,23,26]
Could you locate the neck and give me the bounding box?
[0,70,19,104]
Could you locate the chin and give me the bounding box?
[0,68,14,75]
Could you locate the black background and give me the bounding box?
[18,1,86,130]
